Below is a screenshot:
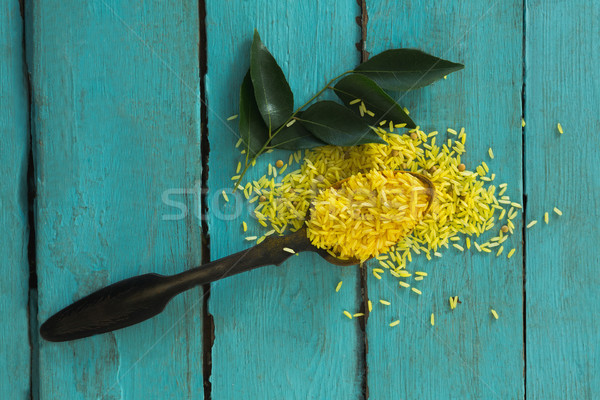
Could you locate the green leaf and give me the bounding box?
[298,101,387,147]
[271,119,327,150]
[250,30,294,131]
[334,73,416,129]
[239,71,270,158]
[354,49,464,91]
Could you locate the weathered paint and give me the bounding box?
[365,1,525,398]
[205,1,364,398]
[525,0,600,398]
[3,0,597,398]
[29,1,204,398]
[0,0,31,397]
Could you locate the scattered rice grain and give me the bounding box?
[554,207,562,216]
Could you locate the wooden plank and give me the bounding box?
[29,1,204,398]
[365,2,524,399]
[0,1,31,398]
[205,2,364,398]
[525,1,600,398]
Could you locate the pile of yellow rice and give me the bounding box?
[306,169,431,262]
[236,123,521,279]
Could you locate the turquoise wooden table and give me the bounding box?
[2,0,599,398]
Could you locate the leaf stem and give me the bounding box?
[292,71,353,120]
[233,69,354,190]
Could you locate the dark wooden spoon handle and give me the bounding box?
[40,230,312,342]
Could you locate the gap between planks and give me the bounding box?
[356,1,369,397]
[21,0,40,397]
[521,0,528,396]
[198,0,214,399]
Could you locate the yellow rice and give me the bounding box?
[243,128,516,269]
[507,248,516,259]
[554,207,562,216]
[306,169,430,261]
[234,122,526,305]
[526,220,538,229]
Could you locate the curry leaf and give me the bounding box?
[271,119,327,150]
[250,29,294,131]
[298,101,387,146]
[239,71,270,158]
[354,49,464,91]
[334,73,416,129]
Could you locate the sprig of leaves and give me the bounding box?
[235,29,464,186]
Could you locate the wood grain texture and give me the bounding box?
[525,1,600,398]
[29,1,203,398]
[0,1,31,398]
[205,1,364,398]
[365,1,525,399]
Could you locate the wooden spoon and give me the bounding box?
[40,171,434,342]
